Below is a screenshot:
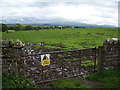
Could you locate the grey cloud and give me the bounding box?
[0,0,118,26]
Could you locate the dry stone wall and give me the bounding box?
[103,38,120,69]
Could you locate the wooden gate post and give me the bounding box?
[97,46,105,72]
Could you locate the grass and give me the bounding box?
[85,69,120,88]
[2,28,118,50]
[81,60,98,67]
[44,45,61,50]
[6,30,16,33]
[2,71,36,88]
[81,60,94,67]
[50,78,91,88]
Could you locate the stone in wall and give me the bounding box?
[103,38,120,69]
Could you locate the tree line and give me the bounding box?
[1,23,86,32]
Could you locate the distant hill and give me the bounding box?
[3,17,117,28]
[30,22,117,28]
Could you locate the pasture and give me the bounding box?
[2,28,118,50]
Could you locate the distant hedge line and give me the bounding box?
[1,23,86,32]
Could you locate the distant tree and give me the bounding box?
[49,26,54,29]
[7,26,14,30]
[15,23,23,31]
[24,25,33,30]
[33,27,39,30]
[38,26,43,30]
[2,23,8,32]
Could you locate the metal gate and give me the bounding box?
[21,47,97,84]
[2,46,97,84]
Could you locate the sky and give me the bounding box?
[0,0,119,26]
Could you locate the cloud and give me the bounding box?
[0,0,119,26]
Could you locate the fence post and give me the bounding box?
[41,42,45,83]
[93,47,97,72]
[79,50,81,75]
[97,46,104,72]
[62,56,64,78]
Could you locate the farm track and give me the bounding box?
[76,76,104,88]
[38,76,104,88]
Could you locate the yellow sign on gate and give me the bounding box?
[41,54,50,66]
[41,60,50,66]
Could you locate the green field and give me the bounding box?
[2,28,118,50]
